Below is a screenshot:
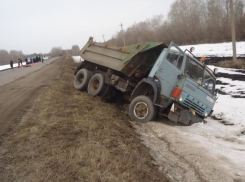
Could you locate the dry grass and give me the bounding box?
[0,57,168,182]
[213,59,245,69]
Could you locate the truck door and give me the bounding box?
[156,42,185,97]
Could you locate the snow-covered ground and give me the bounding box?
[0,62,27,71]
[180,41,245,57]
[133,63,245,181]
[135,42,245,181]
[133,65,245,180]
[72,56,83,64]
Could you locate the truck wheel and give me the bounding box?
[129,95,157,122]
[87,73,106,96]
[74,69,92,90]
[101,85,116,101]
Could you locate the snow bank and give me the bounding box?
[72,56,83,64]
[180,41,245,57]
[0,62,26,71]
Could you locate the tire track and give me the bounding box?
[0,57,65,137]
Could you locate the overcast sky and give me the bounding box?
[0,0,175,55]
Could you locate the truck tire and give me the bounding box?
[87,73,106,96]
[129,95,157,122]
[74,69,92,90]
[101,85,116,101]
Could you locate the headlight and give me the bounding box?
[204,112,208,117]
[179,96,183,102]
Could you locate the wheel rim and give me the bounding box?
[133,102,149,119]
[90,79,99,91]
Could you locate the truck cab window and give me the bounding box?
[203,70,215,93]
[185,56,215,94]
[185,56,203,84]
[166,52,183,70]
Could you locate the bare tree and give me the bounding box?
[0,50,10,65]
[71,45,80,56]
[0,50,25,65]
[9,50,25,63]
[107,0,245,46]
[50,47,63,57]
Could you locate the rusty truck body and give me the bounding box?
[74,37,217,125]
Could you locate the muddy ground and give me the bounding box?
[0,57,64,136]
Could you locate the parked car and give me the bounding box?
[26,57,32,64]
[43,56,50,60]
[28,54,37,62]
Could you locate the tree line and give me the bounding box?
[0,45,80,66]
[0,50,26,66]
[49,45,80,57]
[107,0,245,46]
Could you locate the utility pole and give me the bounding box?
[103,35,105,42]
[230,0,237,61]
[120,23,126,46]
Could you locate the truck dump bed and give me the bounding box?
[79,37,167,77]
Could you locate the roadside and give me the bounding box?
[0,57,168,182]
[0,57,59,86]
[0,57,64,136]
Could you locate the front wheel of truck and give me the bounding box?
[129,95,157,123]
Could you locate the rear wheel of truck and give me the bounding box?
[87,73,106,96]
[101,84,116,101]
[129,95,157,123]
[74,69,92,90]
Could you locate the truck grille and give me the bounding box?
[183,98,205,116]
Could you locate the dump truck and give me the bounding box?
[74,37,217,125]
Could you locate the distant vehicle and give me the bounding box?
[43,56,50,60]
[26,57,32,64]
[27,54,37,62]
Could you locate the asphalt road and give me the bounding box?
[0,57,65,136]
[0,58,59,86]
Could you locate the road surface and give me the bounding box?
[0,57,65,136]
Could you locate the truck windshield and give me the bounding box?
[184,56,215,94]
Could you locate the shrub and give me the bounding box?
[214,59,245,69]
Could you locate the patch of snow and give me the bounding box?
[180,41,245,57]
[72,56,83,64]
[0,62,26,71]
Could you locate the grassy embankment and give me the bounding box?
[0,57,168,182]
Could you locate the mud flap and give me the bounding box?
[179,110,191,125]
[168,103,191,125]
[168,103,180,123]
[168,111,179,123]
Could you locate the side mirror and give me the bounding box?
[213,68,218,75]
[190,47,195,52]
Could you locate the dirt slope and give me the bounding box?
[0,57,65,136]
[0,57,168,182]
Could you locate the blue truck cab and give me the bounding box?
[131,42,217,125]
